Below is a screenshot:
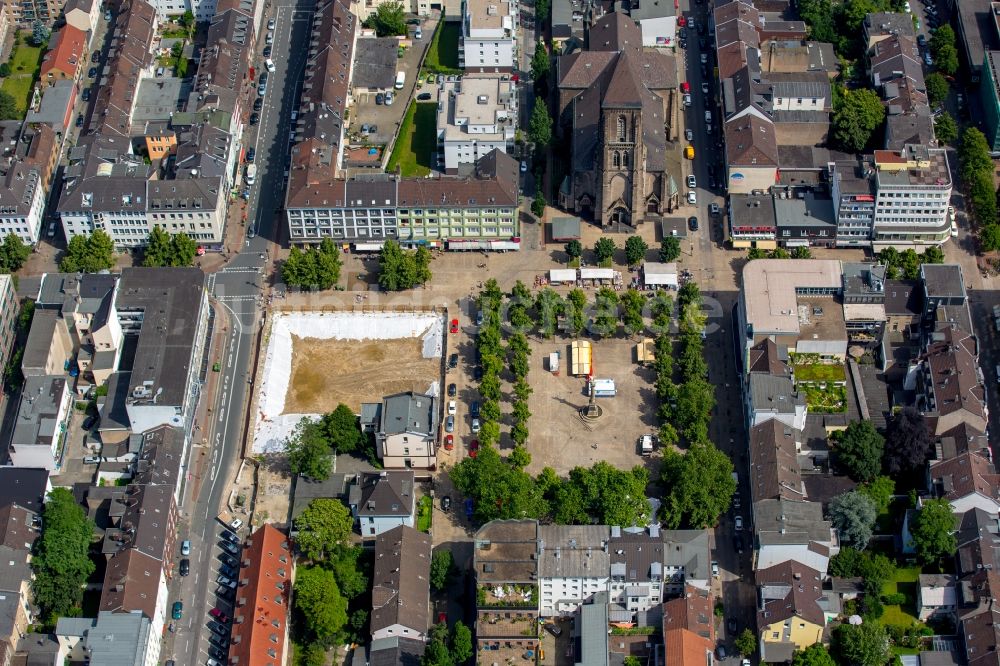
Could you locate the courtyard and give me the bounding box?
[386,101,437,177]
[1,33,44,116]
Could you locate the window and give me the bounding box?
[622,152,629,168]
[612,151,620,167]
[617,115,626,141]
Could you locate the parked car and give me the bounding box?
[83,415,98,430]
[687,190,697,205]
[450,318,459,333]
[246,147,255,162]
[218,564,237,578]
[221,530,240,544]
[172,601,183,619]
[208,620,229,636]
[229,519,243,531]
[267,17,275,29]
[734,515,744,530]
[469,439,479,457]
[448,353,459,369]
[471,418,481,434]
[81,88,91,102]
[88,67,98,78]
[208,646,227,661]
[179,558,190,576]
[262,45,272,57]
[208,633,230,650]
[470,401,480,418]
[448,400,457,415]
[685,128,694,141]
[209,608,230,623]
[76,113,84,128]
[711,561,719,577]
[215,585,235,600]
[441,495,452,511]
[219,540,239,555]
[444,434,454,450]
[249,112,259,125]
[218,553,238,568]
[709,203,720,216]
[181,540,191,556]
[545,624,562,637]
[375,93,385,105]
[686,174,697,188]
[447,383,457,397]
[91,51,101,63]
[217,576,236,588]
[445,415,455,433]
[473,366,483,380]
[688,216,699,231]
[417,92,432,100]
[520,160,528,172]
[385,91,394,105]
[83,455,101,464]
[253,97,263,112]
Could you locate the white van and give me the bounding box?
[265,58,275,73]
[244,164,256,185]
[394,71,406,89]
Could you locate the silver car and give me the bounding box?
[445,415,455,433]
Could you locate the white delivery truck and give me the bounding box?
[244,164,256,185]
[640,434,654,456]
[549,352,560,375]
[395,70,406,89]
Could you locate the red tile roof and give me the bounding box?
[41,25,87,79]
[229,525,293,666]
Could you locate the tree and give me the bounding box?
[930,25,959,75]
[328,545,369,599]
[509,444,531,469]
[286,417,333,481]
[301,643,328,666]
[0,91,16,121]
[734,628,757,657]
[620,289,645,335]
[528,102,552,147]
[833,87,885,152]
[593,237,616,264]
[922,245,945,265]
[60,230,115,272]
[934,111,958,145]
[450,443,548,522]
[659,236,680,262]
[0,233,30,272]
[565,239,582,260]
[321,404,364,453]
[144,227,197,267]
[294,566,349,646]
[792,644,837,666]
[959,127,994,184]
[366,1,406,36]
[295,498,354,561]
[832,420,884,483]
[567,462,650,526]
[791,246,812,259]
[30,20,49,46]
[982,225,1000,252]
[451,621,473,664]
[531,194,546,218]
[530,41,550,82]
[430,549,456,591]
[910,498,957,564]
[883,407,932,475]
[0,63,9,78]
[179,9,195,27]
[423,624,453,666]
[834,622,891,666]
[31,487,96,621]
[566,289,587,336]
[829,491,878,549]
[925,72,949,106]
[859,476,895,514]
[624,236,648,266]
[660,441,736,528]
[378,239,431,290]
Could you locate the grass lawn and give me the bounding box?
[802,384,847,413]
[424,21,461,73]
[793,362,846,383]
[387,102,436,177]
[881,566,921,627]
[417,495,433,532]
[1,35,45,116]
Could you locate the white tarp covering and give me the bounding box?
[253,312,444,454]
[549,269,577,282]
[643,262,678,287]
[579,268,615,280]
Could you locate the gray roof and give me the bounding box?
[551,216,582,240]
[753,498,832,547]
[291,473,350,525]
[609,528,664,583]
[0,468,49,514]
[628,0,675,20]
[99,371,132,432]
[369,636,426,666]
[885,112,935,151]
[132,426,185,488]
[749,374,803,415]
[15,632,60,666]
[921,264,966,300]
[21,310,64,374]
[474,519,539,584]
[131,77,191,126]
[730,193,776,229]
[371,525,432,636]
[353,38,398,90]
[381,392,435,437]
[662,529,711,580]
[56,611,153,666]
[12,376,67,450]
[577,591,610,666]
[118,267,206,410]
[350,471,415,518]
[955,0,998,75]
[537,525,611,578]
[35,272,117,314]
[773,192,835,229]
[104,483,173,562]
[25,80,76,133]
[0,545,31,594]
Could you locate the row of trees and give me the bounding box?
[422,621,474,666]
[832,408,933,484]
[378,240,432,291]
[929,25,959,76]
[283,238,343,290]
[285,404,370,480]
[60,230,115,273]
[475,280,506,448]
[564,236,650,267]
[876,246,944,279]
[293,498,372,665]
[143,227,198,267]
[958,128,1000,251]
[31,488,96,624]
[748,246,812,260]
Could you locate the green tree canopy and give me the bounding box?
[910,498,958,564]
[295,565,349,646]
[832,420,884,483]
[0,91,17,120]
[60,230,115,273]
[829,491,878,549]
[834,622,891,666]
[624,236,648,266]
[832,87,885,152]
[792,643,837,666]
[321,404,364,453]
[378,239,432,291]
[366,1,406,35]
[286,417,333,480]
[430,549,456,591]
[859,476,895,514]
[565,239,582,259]
[659,237,680,262]
[295,498,354,561]
[934,111,958,145]
[528,102,552,147]
[959,127,994,183]
[593,237,616,264]
[450,443,548,522]
[451,621,473,664]
[734,628,757,657]
[930,25,959,75]
[925,72,949,106]
[283,238,342,290]
[530,41,550,82]
[0,233,30,273]
[883,406,932,475]
[31,487,96,621]
[660,440,736,528]
[566,462,651,526]
[143,226,197,267]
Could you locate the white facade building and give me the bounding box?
[460,0,517,70]
[9,375,72,470]
[437,75,517,172]
[872,145,953,249]
[537,525,611,617]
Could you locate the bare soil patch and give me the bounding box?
[284,335,440,414]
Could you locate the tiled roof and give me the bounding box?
[371,526,431,637]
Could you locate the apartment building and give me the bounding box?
[662,585,716,666]
[228,525,294,666]
[537,525,611,617]
[830,158,877,247]
[871,145,952,248]
[0,122,58,245]
[91,0,157,138]
[756,561,829,663]
[8,0,62,28]
[368,392,437,469]
[460,0,517,71]
[57,612,158,666]
[63,0,101,36]
[40,24,88,83]
[9,375,72,470]
[437,75,517,172]
[348,471,416,537]
[0,276,20,399]
[370,525,431,641]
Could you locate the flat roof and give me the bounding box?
[550,216,581,240]
[742,259,843,335]
[353,37,398,90]
[467,0,513,31]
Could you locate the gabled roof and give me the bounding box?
[725,113,779,167]
[381,392,435,437]
[920,325,987,435]
[350,471,415,518]
[40,25,87,79]
[663,585,715,666]
[371,525,432,637]
[750,420,804,502]
[756,560,826,628]
[747,339,789,376]
[588,11,642,51]
[930,451,1000,506]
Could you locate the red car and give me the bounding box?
[677,15,687,26]
[680,81,691,94]
[209,608,230,624]
[450,319,459,333]
[469,439,479,458]
[438,611,447,624]
[444,435,454,450]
